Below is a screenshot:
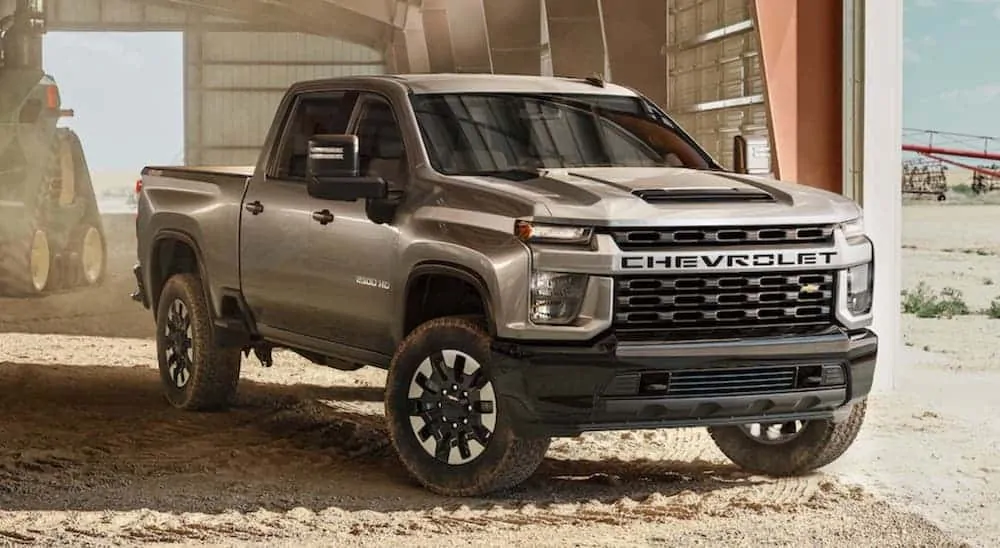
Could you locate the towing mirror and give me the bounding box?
[307,134,359,178]
[732,135,773,177]
[306,134,388,202]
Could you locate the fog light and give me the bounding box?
[530,271,588,325]
[846,262,873,315]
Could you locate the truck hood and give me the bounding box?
[453,166,862,227]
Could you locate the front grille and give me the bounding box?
[609,224,834,250]
[646,364,844,398]
[614,271,836,342]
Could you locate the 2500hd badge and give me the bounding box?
[619,250,839,271]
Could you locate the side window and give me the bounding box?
[354,97,407,184]
[275,91,357,180]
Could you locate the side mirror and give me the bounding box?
[306,134,389,201]
[307,134,359,178]
[733,135,773,177]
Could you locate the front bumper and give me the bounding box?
[489,328,877,437]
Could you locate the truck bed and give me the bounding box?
[141,165,254,185]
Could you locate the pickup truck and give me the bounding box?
[132,73,877,497]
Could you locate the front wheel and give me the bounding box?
[384,317,550,496]
[707,399,867,476]
[155,273,242,411]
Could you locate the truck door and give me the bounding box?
[299,93,402,354]
[239,90,359,335]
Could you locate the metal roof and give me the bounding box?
[128,0,409,47]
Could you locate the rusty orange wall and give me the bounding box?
[754,0,843,193]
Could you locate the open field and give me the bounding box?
[3,197,1000,545]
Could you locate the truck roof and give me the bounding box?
[294,73,641,97]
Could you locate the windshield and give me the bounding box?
[410,92,717,177]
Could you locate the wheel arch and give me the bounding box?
[399,262,497,341]
[149,230,213,316]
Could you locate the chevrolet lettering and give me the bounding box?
[132,73,877,498]
[619,250,839,271]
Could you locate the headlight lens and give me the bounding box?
[846,262,873,315]
[515,220,593,245]
[839,216,866,243]
[530,271,588,325]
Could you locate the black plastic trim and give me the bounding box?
[402,262,497,338]
[489,328,877,438]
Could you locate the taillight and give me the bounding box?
[45,85,59,109]
[135,178,142,194]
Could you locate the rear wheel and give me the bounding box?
[707,399,867,476]
[385,317,550,496]
[63,222,106,288]
[155,273,242,411]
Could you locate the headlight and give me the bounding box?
[530,271,588,325]
[839,216,866,243]
[515,220,593,245]
[845,262,873,315]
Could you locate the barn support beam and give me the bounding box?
[386,1,430,73]
[543,0,607,79]
[861,0,903,393]
[421,0,495,73]
[482,0,543,75]
[601,0,667,106]
[752,0,843,192]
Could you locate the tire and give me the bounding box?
[0,225,53,297]
[0,136,59,297]
[155,272,242,411]
[385,317,551,496]
[707,399,867,476]
[65,222,107,288]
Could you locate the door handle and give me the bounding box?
[245,200,264,215]
[312,209,335,225]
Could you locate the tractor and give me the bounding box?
[0,0,106,297]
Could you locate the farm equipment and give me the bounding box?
[0,0,106,297]
[970,165,1000,195]
[901,157,948,201]
[903,128,1000,200]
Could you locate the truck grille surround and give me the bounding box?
[608,224,839,342]
[609,224,834,250]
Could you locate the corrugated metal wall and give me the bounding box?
[184,31,385,166]
[666,0,768,169]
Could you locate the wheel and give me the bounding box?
[155,272,242,411]
[937,193,946,201]
[707,399,867,476]
[65,222,106,287]
[27,228,52,293]
[385,317,551,496]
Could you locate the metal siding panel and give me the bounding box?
[187,30,385,166]
[667,0,767,170]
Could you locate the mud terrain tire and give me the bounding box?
[708,399,867,476]
[155,273,242,411]
[385,317,550,496]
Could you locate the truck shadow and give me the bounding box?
[1,362,792,517]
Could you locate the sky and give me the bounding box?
[35,3,1000,172]
[903,0,1000,150]
[42,32,184,173]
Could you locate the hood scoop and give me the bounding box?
[633,186,775,203]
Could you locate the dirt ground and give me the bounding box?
[0,207,990,546]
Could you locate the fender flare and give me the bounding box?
[401,261,498,339]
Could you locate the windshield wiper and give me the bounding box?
[460,168,542,181]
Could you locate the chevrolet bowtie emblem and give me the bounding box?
[801,283,821,294]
